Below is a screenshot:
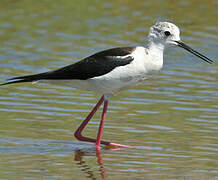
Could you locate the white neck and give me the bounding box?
[147,41,164,60]
[142,41,165,72]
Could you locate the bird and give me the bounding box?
[0,22,213,149]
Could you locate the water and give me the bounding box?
[0,0,218,179]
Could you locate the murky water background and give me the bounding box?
[0,0,218,179]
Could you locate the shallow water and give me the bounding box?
[0,0,218,179]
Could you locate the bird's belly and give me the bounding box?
[38,73,149,95]
[89,70,149,94]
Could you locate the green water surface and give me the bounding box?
[0,0,218,179]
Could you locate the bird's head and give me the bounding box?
[148,21,180,46]
[148,21,213,64]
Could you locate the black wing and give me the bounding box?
[1,47,135,86]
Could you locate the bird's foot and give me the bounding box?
[104,142,133,149]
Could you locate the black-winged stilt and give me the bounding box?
[1,22,213,149]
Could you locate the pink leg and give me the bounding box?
[95,99,108,148]
[74,95,104,143]
[74,95,131,148]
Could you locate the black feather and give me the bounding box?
[1,47,135,86]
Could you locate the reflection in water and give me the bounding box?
[74,149,106,180]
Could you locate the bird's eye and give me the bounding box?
[164,31,171,37]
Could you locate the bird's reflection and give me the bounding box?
[74,148,106,180]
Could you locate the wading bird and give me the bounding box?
[1,22,213,149]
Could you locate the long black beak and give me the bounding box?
[175,41,213,64]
